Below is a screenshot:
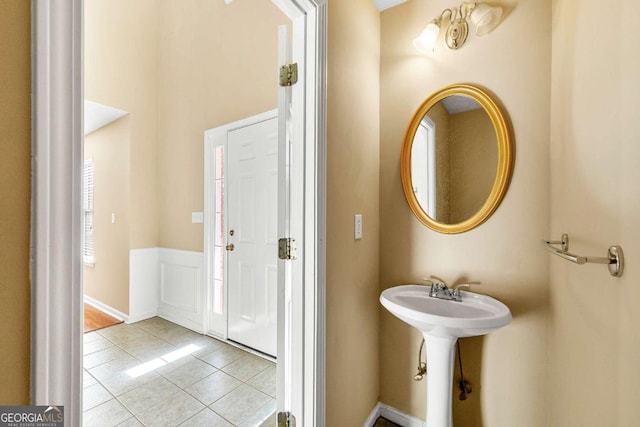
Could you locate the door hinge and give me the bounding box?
[277,411,296,427]
[278,238,297,260]
[279,63,298,87]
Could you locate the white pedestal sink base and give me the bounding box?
[424,334,457,427]
[380,285,512,427]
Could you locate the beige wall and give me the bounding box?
[84,118,132,314]
[84,0,159,312]
[0,0,31,404]
[380,1,551,426]
[429,103,452,222]
[85,0,160,251]
[156,0,289,251]
[549,0,640,425]
[326,0,381,425]
[450,108,497,223]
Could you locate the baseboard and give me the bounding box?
[364,402,425,427]
[127,311,157,324]
[157,311,205,334]
[363,402,383,427]
[84,295,128,323]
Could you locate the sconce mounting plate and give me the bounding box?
[445,19,468,49]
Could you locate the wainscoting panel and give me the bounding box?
[129,248,160,323]
[157,248,205,333]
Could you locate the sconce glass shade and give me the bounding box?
[470,4,503,36]
[413,21,440,53]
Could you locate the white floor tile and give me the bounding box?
[135,390,204,427]
[179,408,233,427]
[185,370,241,406]
[83,383,112,411]
[83,317,277,426]
[210,384,272,426]
[83,399,132,427]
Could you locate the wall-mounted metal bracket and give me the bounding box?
[544,233,624,277]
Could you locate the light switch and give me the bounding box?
[354,214,363,240]
[111,213,116,224]
[192,212,204,223]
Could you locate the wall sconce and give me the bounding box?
[413,2,503,53]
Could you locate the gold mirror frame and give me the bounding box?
[401,83,513,233]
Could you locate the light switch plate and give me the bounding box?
[192,212,204,223]
[354,214,363,240]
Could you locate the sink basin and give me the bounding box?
[380,284,512,427]
[380,284,512,338]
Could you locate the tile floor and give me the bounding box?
[83,317,276,427]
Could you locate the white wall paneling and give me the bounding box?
[129,248,160,323]
[157,248,205,333]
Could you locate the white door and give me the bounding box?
[226,117,279,357]
[276,24,296,418]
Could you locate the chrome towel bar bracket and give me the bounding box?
[544,233,624,277]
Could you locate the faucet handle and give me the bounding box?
[451,282,481,298]
[422,275,447,288]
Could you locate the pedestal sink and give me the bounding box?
[380,284,512,427]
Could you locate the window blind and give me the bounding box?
[83,159,94,264]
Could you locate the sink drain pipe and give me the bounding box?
[414,338,427,381]
[456,341,472,400]
[413,338,473,401]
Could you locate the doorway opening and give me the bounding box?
[81,1,290,425]
[31,0,325,425]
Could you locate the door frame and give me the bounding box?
[30,0,327,425]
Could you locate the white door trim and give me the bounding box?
[30,0,326,426]
[31,1,84,425]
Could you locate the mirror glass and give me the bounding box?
[410,95,497,224]
[401,84,513,234]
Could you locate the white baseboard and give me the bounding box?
[364,402,425,427]
[127,310,157,324]
[84,295,128,323]
[363,402,383,427]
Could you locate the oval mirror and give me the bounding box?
[401,84,513,233]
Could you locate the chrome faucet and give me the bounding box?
[423,277,479,302]
[423,277,452,299]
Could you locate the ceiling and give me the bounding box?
[225,0,405,13]
[371,0,407,11]
[84,100,128,136]
[441,96,482,114]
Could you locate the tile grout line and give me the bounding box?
[83,317,276,426]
